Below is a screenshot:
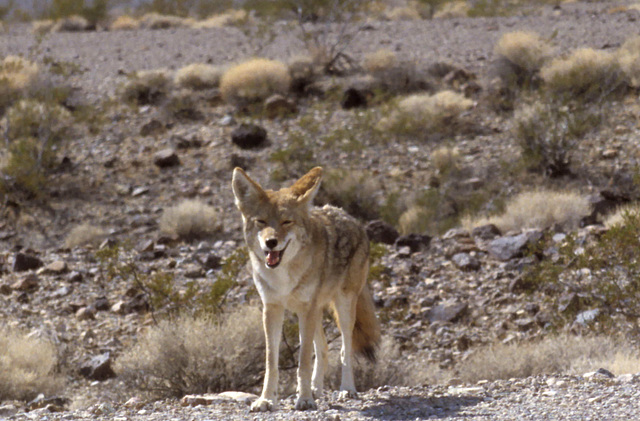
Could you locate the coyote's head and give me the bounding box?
[232,167,322,269]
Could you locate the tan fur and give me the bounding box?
[232,167,381,412]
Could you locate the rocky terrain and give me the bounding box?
[2,1,640,419]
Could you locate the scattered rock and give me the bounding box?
[13,252,43,272]
[487,230,542,261]
[132,186,150,197]
[366,220,400,244]
[140,119,165,136]
[79,352,116,381]
[76,306,96,321]
[153,148,180,168]
[41,260,69,275]
[451,253,481,271]
[68,271,84,283]
[202,254,222,270]
[472,224,501,240]
[575,308,600,326]
[11,274,39,292]
[264,94,297,118]
[428,302,468,323]
[395,234,431,253]
[341,87,369,109]
[181,392,258,407]
[231,124,268,149]
[172,134,203,149]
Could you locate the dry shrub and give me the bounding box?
[494,31,552,86]
[159,199,221,241]
[364,49,397,74]
[53,15,90,32]
[384,6,422,21]
[220,58,291,105]
[32,19,55,36]
[191,9,248,29]
[64,223,107,248]
[139,13,189,30]
[604,203,640,228]
[434,1,470,19]
[364,49,424,94]
[116,307,264,398]
[0,56,40,95]
[617,35,640,88]
[174,63,224,90]
[399,205,430,235]
[120,69,173,106]
[110,15,140,31]
[317,169,381,221]
[465,189,590,233]
[540,48,624,100]
[431,146,461,174]
[456,335,640,384]
[379,90,474,135]
[0,326,63,401]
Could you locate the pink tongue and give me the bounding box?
[266,251,280,266]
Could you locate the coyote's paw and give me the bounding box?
[294,396,317,411]
[312,386,324,399]
[250,397,276,412]
[337,389,358,401]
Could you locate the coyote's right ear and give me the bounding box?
[232,167,266,210]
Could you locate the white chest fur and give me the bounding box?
[250,252,315,308]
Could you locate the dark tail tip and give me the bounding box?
[360,345,377,363]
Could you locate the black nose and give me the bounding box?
[265,239,278,249]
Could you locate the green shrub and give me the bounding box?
[174,63,224,90]
[513,101,600,176]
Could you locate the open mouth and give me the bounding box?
[264,241,289,268]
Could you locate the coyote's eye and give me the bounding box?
[281,220,294,226]
[255,219,267,226]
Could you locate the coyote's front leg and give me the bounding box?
[251,304,285,412]
[295,306,320,410]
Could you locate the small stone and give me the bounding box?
[217,391,259,405]
[428,302,468,323]
[487,230,543,261]
[0,284,12,295]
[451,253,481,271]
[79,352,116,381]
[13,252,43,272]
[140,119,165,136]
[76,306,96,321]
[341,87,368,109]
[264,94,297,118]
[132,186,149,197]
[203,254,222,270]
[42,260,69,275]
[153,148,180,168]
[68,271,84,283]
[231,124,267,149]
[366,220,399,245]
[124,397,145,410]
[11,274,39,291]
[601,149,618,159]
[471,224,501,240]
[395,234,431,253]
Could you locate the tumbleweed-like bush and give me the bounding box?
[220,58,291,105]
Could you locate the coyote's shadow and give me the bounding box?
[360,393,484,420]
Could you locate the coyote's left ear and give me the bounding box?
[232,167,267,210]
[292,166,322,206]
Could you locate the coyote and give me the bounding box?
[231,166,381,411]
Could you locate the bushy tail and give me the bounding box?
[353,284,381,363]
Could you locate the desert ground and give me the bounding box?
[2,1,640,419]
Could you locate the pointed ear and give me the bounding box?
[292,167,323,206]
[232,167,266,210]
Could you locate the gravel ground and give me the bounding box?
[2,1,640,420]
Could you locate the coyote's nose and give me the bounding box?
[265,238,278,249]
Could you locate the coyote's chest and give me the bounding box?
[250,251,316,306]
